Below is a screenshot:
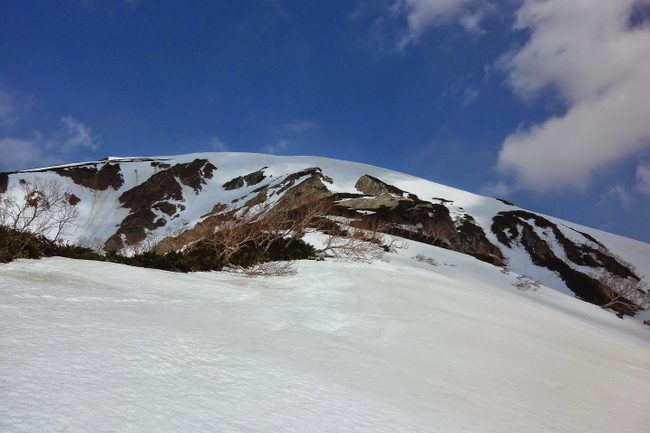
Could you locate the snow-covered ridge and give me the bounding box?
[2,152,650,313]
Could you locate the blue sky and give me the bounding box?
[2,0,650,243]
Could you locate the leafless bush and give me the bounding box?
[1,177,80,242]
[513,275,541,292]
[240,260,297,277]
[76,235,106,254]
[413,254,439,266]
[597,273,650,314]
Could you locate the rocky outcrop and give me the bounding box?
[335,175,505,266]
[492,210,639,315]
[104,159,216,251]
[223,167,267,190]
[53,163,124,191]
[0,172,8,194]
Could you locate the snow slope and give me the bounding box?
[2,241,650,432]
[7,151,650,305]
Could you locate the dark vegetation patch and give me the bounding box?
[492,210,640,315]
[107,237,315,273]
[1,224,314,274]
[54,163,124,191]
[0,226,103,263]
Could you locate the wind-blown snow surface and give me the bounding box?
[2,242,650,432]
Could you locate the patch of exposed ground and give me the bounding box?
[104,159,216,251]
[335,175,505,266]
[492,210,639,315]
[53,163,124,191]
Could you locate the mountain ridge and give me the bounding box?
[2,152,649,316]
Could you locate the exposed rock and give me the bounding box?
[223,176,245,190]
[175,159,217,193]
[153,201,177,216]
[456,215,505,265]
[223,168,267,190]
[492,210,639,315]
[201,203,228,218]
[495,198,515,206]
[68,194,81,206]
[337,196,406,210]
[355,174,407,197]
[245,189,268,207]
[0,172,8,194]
[105,159,216,251]
[275,167,333,196]
[243,168,266,186]
[278,174,331,206]
[335,179,505,266]
[54,163,124,191]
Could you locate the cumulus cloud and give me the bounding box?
[497,0,650,191]
[637,161,650,194]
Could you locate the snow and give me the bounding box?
[2,242,650,432]
[12,151,650,301]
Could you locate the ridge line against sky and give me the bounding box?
[1,0,650,242]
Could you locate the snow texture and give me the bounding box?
[2,240,650,432]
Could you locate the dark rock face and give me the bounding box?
[335,175,506,266]
[223,168,267,190]
[104,159,216,251]
[0,172,8,194]
[53,163,124,191]
[492,210,639,315]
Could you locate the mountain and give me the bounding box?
[2,152,650,432]
[2,152,650,316]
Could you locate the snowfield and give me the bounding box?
[2,241,650,432]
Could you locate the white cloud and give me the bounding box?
[0,137,59,171]
[636,161,650,194]
[603,184,634,212]
[497,0,650,191]
[0,117,99,171]
[390,0,494,48]
[261,139,292,155]
[0,90,17,129]
[210,137,229,152]
[54,116,100,152]
[480,180,516,197]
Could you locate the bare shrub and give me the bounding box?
[0,178,80,241]
[513,275,541,292]
[76,236,106,254]
[413,254,438,266]
[597,273,650,315]
[0,178,80,260]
